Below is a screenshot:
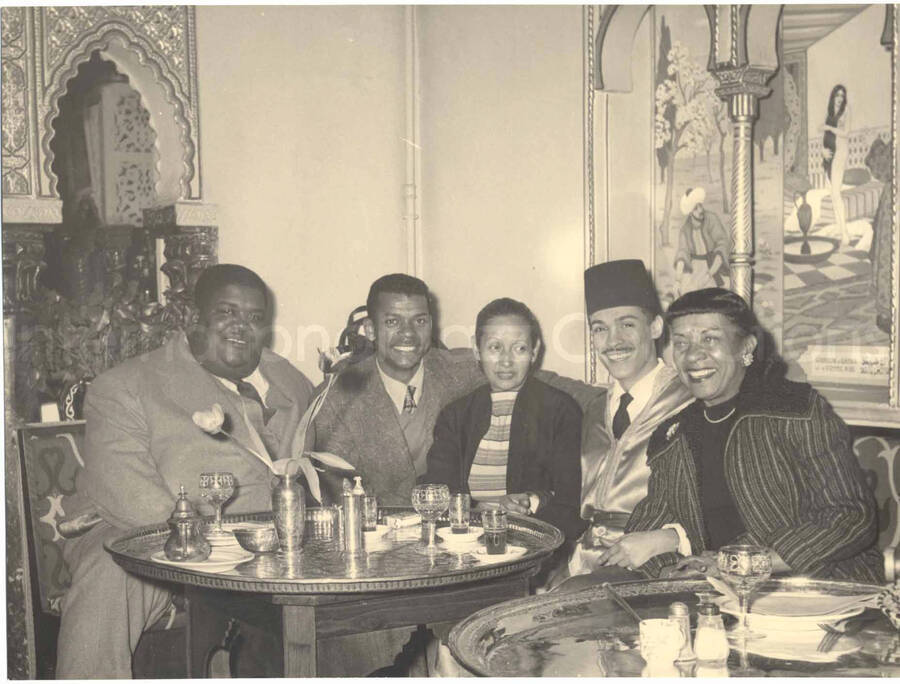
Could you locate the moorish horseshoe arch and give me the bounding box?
[41,21,195,204]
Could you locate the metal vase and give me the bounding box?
[271,473,305,553]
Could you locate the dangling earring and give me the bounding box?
[741,350,753,367]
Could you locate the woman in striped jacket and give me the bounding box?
[596,288,882,583]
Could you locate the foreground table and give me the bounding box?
[449,577,900,676]
[106,508,562,676]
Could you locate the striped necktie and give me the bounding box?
[402,385,417,414]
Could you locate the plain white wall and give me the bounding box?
[196,6,408,382]
[417,6,587,379]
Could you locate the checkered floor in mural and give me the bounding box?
[783,241,871,292]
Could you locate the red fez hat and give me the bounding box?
[584,259,661,317]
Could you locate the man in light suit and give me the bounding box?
[563,260,692,586]
[310,273,485,506]
[57,264,314,678]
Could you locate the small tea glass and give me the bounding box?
[449,493,471,534]
[481,509,508,555]
[363,496,378,532]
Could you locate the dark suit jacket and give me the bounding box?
[628,378,883,583]
[424,376,586,540]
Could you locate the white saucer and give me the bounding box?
[474,545,527,561]
[440,529,482,549]
[151,547,254,573]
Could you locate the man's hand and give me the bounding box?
[597,529,679,569]
[498,492,532,516]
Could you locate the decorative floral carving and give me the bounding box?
[113,92,156,154]
[2,59,28,157]
[115,162,155,225]
[1,7,26,51]
[43,7,189,92]
[3,168,30,195]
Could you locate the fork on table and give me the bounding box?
[816,617,868,653]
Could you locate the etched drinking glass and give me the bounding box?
[411,483,450,554]
[717,544,772,642]
[199,471,235,535]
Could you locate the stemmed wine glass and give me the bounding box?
[199,471,235,535]
[411,484,450,554]
[717,544,773,642]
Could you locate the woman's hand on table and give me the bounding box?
[498,493,533,516]
[663,551,719,578]
[597,529,679,570]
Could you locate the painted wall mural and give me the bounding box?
[651,5,783,347]
[780,4,893,405]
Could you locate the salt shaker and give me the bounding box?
[694,603,730,665]
[342,476,365,556]
[668,601,696,662]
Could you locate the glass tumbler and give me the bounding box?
[481,509,508,554]
[363,496,378,532]
[449,493,471,533]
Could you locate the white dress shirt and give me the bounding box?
[606,358,666,431]
[376,359,424,414]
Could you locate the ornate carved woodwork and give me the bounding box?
[145,202,219,330]
[1,9,212,675]
[0,6,200,205]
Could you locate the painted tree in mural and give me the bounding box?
[755,71,785,162]
[654,41,713,246]
[655,17,675,187]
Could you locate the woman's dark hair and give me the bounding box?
[822,84,847,180]
[665,287,786,384]
[475,298,542,350]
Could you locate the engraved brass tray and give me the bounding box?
[105,507,562,594]
[449,577,899,677]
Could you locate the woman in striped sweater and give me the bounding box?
[596,288,882,583]
[423,297,585,540]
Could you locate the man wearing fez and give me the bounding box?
[57,264,314,678]
[566,259,691,582]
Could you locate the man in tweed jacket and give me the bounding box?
[309,274,484,506]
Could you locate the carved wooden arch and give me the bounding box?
[41,23,194,204]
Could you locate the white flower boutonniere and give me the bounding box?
[191,374,354,502]
[666,422,680,441]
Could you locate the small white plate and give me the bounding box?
[151,547,254,573]
[719,593,867,632]
[744,632,862,663]
[474,545,527,561]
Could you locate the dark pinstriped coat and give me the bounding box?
[626,378,883,584]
